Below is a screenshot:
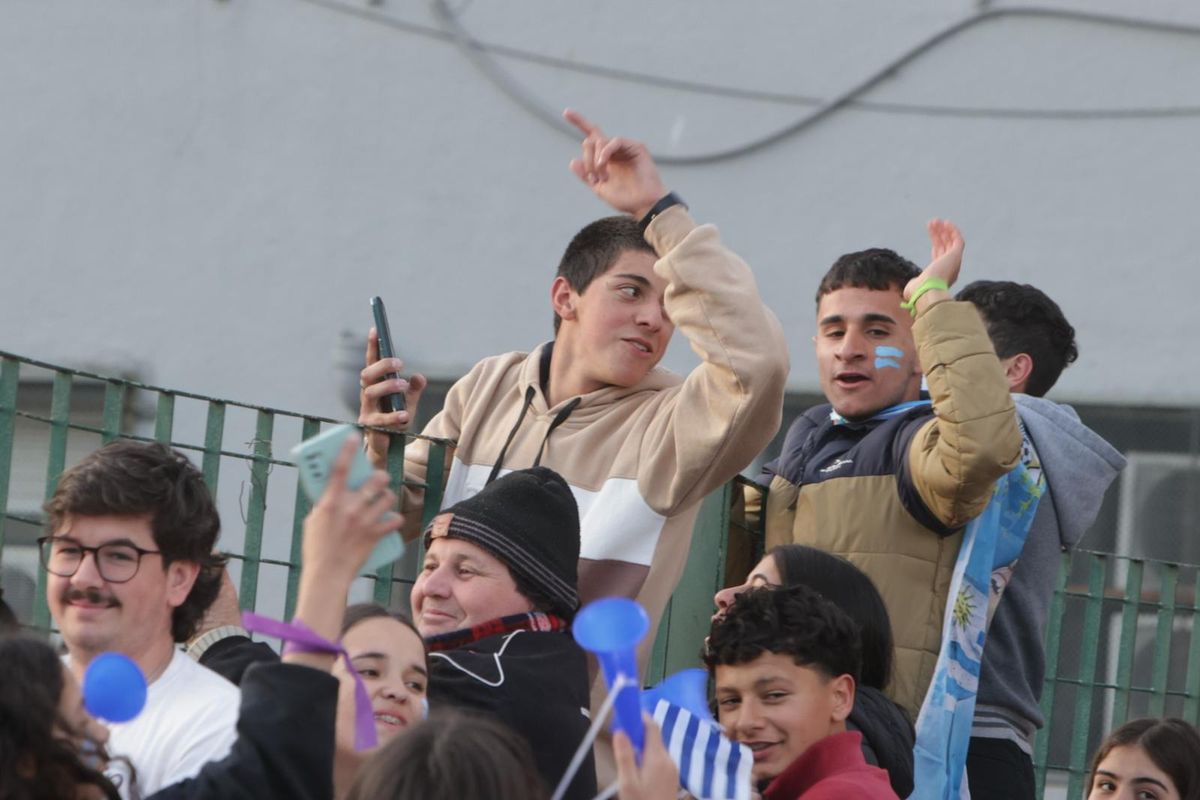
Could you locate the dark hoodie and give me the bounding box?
[848,685,914,797]
[971,395,1126,752]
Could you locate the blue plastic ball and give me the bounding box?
[83,652,147,723]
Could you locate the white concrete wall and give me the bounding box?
[3,0,1199,416]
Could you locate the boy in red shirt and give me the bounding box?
[705,585,899,800]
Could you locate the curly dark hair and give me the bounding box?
[815,248,921,306]
[768,545,893,691]
[44,440,226,642]
[553,215,656,333]
[1089,718,1200,800]
[956,280,1078,397]
[0,634,121,800]
[705,584,862,683]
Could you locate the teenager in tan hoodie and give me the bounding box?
[358,113,788,784]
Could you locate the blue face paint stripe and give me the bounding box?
[875,345,904,370]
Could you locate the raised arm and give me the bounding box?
[152,438,404,800]
[905,220,1022,529]
[564,109,789,515]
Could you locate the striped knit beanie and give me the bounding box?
[423,467,580,614]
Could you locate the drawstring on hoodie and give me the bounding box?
[534,397,582,467]
[485,389,582,485]
[487,386,535,485]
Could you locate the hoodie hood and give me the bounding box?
[517,341,682,424]
[1014,394,1127,548]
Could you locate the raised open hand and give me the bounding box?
[904,218,964,310]
[563,109,667,219]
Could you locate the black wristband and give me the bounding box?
[637,192,687,235]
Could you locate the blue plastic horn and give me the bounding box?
[573,597,650,755]
[641,668,716,728]
[83,652,147,723]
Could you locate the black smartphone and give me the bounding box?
[369,296,406,413]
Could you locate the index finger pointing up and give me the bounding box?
[563,108,602,138]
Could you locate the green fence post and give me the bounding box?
[32,372,75,630]
[1066,553,1109,800]
[201,402,226,494]
[1148,563,1179,718]
[285,418,321,620]
[419,439,448,529]
[0,358,20,561]
[648,484,732,684]
[373,433,407,607]
[411,438,450,595]
[100,380,125,443]
[238,411,274,611]
[1033,551,1071,796]
[154,393,175,443]
[1183,570,1200,724]
[1111,559,1145,724]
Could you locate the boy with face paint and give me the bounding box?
[752,221,1023,721]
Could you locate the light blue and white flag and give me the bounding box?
[910,432,1045,800]
[651,698,753,800]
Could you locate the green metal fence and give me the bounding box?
[1034,550,1200,797]
[0,350,453,631]
[2,350,1197,796]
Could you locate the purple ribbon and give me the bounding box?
[242,611,377,751]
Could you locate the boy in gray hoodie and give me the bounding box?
[957,280,1127,800]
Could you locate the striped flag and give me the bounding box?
[651,698,753,800]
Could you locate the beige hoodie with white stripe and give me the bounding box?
[401,205,789,670]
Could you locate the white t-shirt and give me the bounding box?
[102,649,240,798]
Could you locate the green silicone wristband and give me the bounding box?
[900,277,950,316]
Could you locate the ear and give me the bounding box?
[164,560,201,609]
[828,673,856,724]
[550,276,578,323]
[1000,353,1033,393]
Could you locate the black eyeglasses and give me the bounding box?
[37,536,163,584]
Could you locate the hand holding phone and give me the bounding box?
[292,424,406,572]
[369,296,406,413]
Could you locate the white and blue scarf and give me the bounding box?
[911,429,1045,799]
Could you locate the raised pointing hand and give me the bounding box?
[563,109,667,220]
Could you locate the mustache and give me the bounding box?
[63,586,120,607]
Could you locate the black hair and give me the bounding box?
[346,708,548,800]
[1089,717,1200,800]
[705,584,861,683]
[768,545,893,691]
[341,602,428,669]
[553,215,656,333]
[0,634,121,800]
[815,248,921,306]
[955,280,1078,397]
[45,440,226,642]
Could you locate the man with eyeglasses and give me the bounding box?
[41,440,238,798]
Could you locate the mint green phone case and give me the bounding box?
[291,424,406,572]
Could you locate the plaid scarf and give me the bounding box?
[425,611,569,653]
